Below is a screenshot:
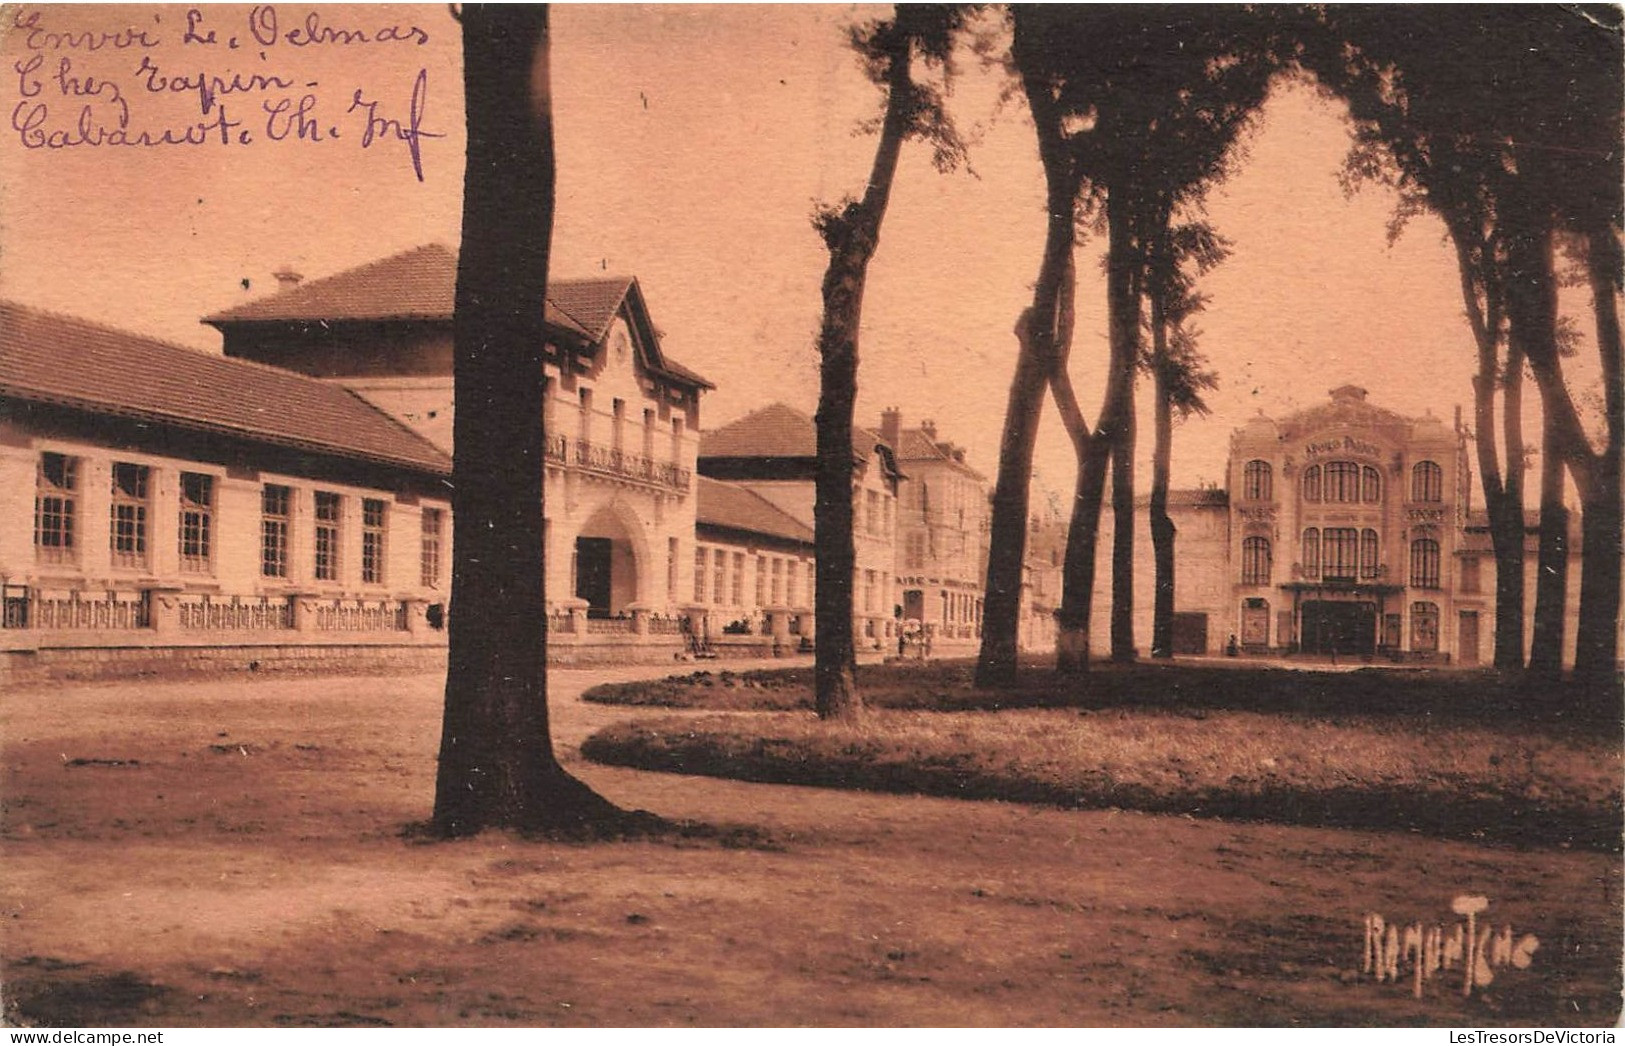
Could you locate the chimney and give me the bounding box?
[273,266,303,288]
[880,407,901,448]
[921,419,937,441]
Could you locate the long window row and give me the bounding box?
[693,545,812,609]
[1301,527,1380,581]
[1302,461,1382,504]
[33,451,443,589]
[1294,459,1443,503]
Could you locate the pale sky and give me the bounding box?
[1,4,1604,500]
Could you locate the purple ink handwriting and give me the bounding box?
[6,6,440,176]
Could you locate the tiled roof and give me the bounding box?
[894,427,985,481]
[696,476,814,545]
[204,244,712,388]
[0,301,451,475]
[699,402,889,465]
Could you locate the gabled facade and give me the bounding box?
[206,244,714,660]
[698,402,903,650]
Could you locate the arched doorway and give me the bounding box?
[572,505,645,618]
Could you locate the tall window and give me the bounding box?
[1460,555,1481,595]
[906,531,926,569]
[865,490,880,535]
[1362,466,1382,503]
[731,552,744,605]
[755,555,767,607]
[1410,538,1441,589]
[178,472,214,573]
[1360,529,1380,579]
[786,559,799,607]
[1324,528,1359,581]
[1412,461,1443,502]
[713,548,726,605]
[1302,464,1322,503]
[1243,460,1273,501]
[1411,601,1440,652]
[314,491,341,582]
[1301,528,1320,579]
[1241,536,1271,585]
[362,498,387,584]
[421,507,444,587]
[109,462,150,570]
[262,484,292,579]
[769,558,782,605]
[864,569,877,612]
[34,451,77,564]
[666,537,679,599]
[578,388,593,442]
[1325,461,1360,503]
[692,547,706,603]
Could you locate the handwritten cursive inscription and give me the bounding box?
[349,68,441,182]
[6,6,440,177]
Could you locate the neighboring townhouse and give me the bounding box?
[697,403,904,652]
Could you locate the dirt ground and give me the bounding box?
[2,662,1619,1027]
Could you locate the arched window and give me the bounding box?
[1242,536,1272,585]
[1302,465,1321,502]
[1360,529,1379,579]
[1326,461,1360,503]
[1410,538,1441,588]
[1411,601,1440,652]
[1324,527,1358,581]
[1362,466,1382,503]
[1412,461,1443,502]
[1301,528,1320,578]
[1244,460,1273,501]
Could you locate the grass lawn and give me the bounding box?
[582,661,1623,848]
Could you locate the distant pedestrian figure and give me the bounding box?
[1225,634,1239,657]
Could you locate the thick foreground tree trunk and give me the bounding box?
[433,6,618,835]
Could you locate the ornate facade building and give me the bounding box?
[880,410,991,653]
[1088,384,1573,665]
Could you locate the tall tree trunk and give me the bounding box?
[812,17,913,719]
[1528,409,1569,678]
[433,6,615,836]
[1491,344,1528,670]
[1505,197,1609,688]
[1575,221,1624,684]
[1109,386,1137,662]
[976,27,1082,688]
[1149,280,1176,659]
[1106,188,1141,664]
[1053,188,1138,672]
[1451,233,1527,669]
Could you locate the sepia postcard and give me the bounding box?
[0,3,1619,1032]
